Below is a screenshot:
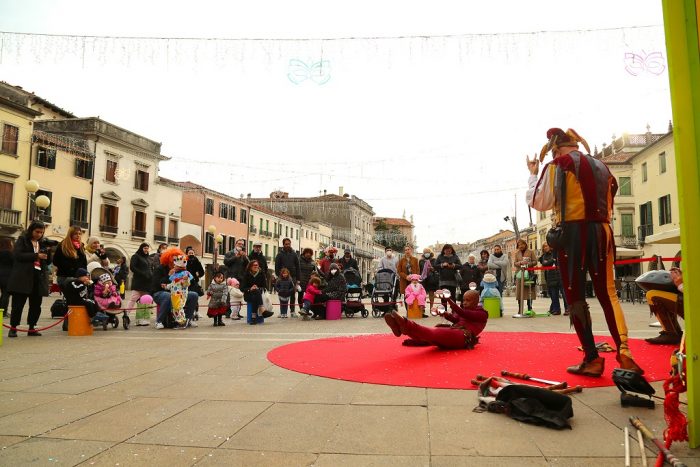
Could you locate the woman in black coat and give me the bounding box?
[52,225,87,289]
[185,246,205,295]
[313,263,346,319]
[7,221,51,337]
[434,244,462,299]
[0,237,14,318]
[127,243,152,311]
[240,260,271,324]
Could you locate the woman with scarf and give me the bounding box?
[85,236,110,269]
[397,244,419,308]
[435,244,462,299]
[52,225,88,290]
[419,248,439,310]
[241,260,273,324]
[513,239,537,312]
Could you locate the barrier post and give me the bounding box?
[662,0,700,446]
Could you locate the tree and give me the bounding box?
[374,221,408,251]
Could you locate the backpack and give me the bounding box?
[51,298,68,318]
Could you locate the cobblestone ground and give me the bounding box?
[0,294,698,466]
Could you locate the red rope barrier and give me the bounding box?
[2,310,72,333]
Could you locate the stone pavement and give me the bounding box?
[0,296,699,466]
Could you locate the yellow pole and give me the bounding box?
[662,0,700,447]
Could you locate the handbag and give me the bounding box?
[262,291,273,312]
[50,298,68,318]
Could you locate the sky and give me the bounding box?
[0,0,672,247]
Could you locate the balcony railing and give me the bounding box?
[273,233,280,239]
[131,229,147,238]
[0,208,22,228]
[100,225,118,234]
[261,230,272,238]
[168,236,179,244]
[638,224,654,245]
[616,235,638,248]
[70,219,89,230]
[249,225,257,233]
[154,234,167,242]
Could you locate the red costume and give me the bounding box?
[385,298,488,350]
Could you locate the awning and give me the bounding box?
[616,247,644,258]
[644,228,681,245]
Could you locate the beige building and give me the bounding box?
[34,118,177,261]
[373,215,416,248]
[0,85,42,238]
[300,221,332,258]
[249,205,302,263]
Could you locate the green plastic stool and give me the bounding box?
[483,297,501,319]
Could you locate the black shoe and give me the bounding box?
[8,329,17,338]
[28,328,42,337]
[261,310,274,319]
[550,310,561,315]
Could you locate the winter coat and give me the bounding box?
[249,251,268,276]
[303,283,322,303]
[404,283,427,306]
[275,249,300,281]
[323,273,347,300]
[460,262,482,289]
[338,256,359,272]
[240,270,267,302]
[228,285,244,304]
[397,255,420,294]
[514,249,538,301]
[186,255,205,282]
[63,278,93,306]
[299,256,318,288]
[435,254,462,287]
[275,277,295,298]
[0,249,13,288]
[7,235,50,296]
[130,251,153,292]
[480,281,501,301]
[378,256,398,273]
[538,251,562,287]
[223,250,249,280]
[86,249,110,269]
[150,264,171,295]
[487,253,510,284]
[94,281,121,309]
[419,257,439,291]
[52,245,87,279]
[207,281,229,308]
[319,256,338,277]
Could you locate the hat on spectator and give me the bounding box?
[76,268,89,278]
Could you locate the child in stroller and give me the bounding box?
[343,267,368,318]
[371,268,399,318]
[88,261,129,330]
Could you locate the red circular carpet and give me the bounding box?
[267,332,676,389]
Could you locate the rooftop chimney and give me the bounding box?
[339,186,344,196]
[323,189,327,195]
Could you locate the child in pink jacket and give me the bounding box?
[300,276,322,317]
[404,273,427,312]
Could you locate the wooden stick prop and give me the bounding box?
[637,428,647,467]
[629,416,687,467]
[501,370,567,388]
[624,427,630,467]
[473,375,580,393]
[553,385,583,395]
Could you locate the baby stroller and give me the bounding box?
[88,263,130,330]
[371,268,398,318]
[343,268,368,318]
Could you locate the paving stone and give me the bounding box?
[84,443,210,466]
[159,374,304,401]
[426,387,478,406]
[0,437,113,465]
[279,375,361,404]
[431,456,548,466]
[0,391,68,417]
[324,405,430,455]
[27,370,131,395]
[0,435,27,448]
[221,403,346,453]
[314,453,430,466]
[0,369,96,392]
[197,448,318,466]
[130,400,270,447]
[0,393,128,437]
[45,396,199,442]
[351,383,427,406]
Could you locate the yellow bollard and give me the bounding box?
[67,306,93,336]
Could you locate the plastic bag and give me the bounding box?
[262,291,273,312]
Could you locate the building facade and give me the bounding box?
[300,221,332,258]
[249,205,302,263]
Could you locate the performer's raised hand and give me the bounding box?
[526,154,539,175]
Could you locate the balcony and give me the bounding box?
[273,233,280,239]
[100,225,118,235]
[0,208,22,229]
[249,225,257,233]
[638,224,654,245]
[154,234,167,242]
[70,219,89,230]
[616,235,638,248]
[168,236,179,244]
[131,229,147,239]
[261,230,272,238]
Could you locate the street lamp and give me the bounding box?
[207,225,223,266]
[25,179,51,224]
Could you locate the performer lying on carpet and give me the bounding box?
[384,290,487,349]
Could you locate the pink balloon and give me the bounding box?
[139,294,153,305]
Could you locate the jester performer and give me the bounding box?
[152,248,198,329]
[526,128,643,377]
[384,290,487,349]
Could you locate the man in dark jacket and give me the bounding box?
[127,243,153,312]
[297,248,317,318]
[338,249,359,272]
[223,239,249,282]
[248,242,268,276]
[275,238,301,313]
[539,243,568,316]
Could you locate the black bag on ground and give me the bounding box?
[491,384,574,430]
[51,298,68,318]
